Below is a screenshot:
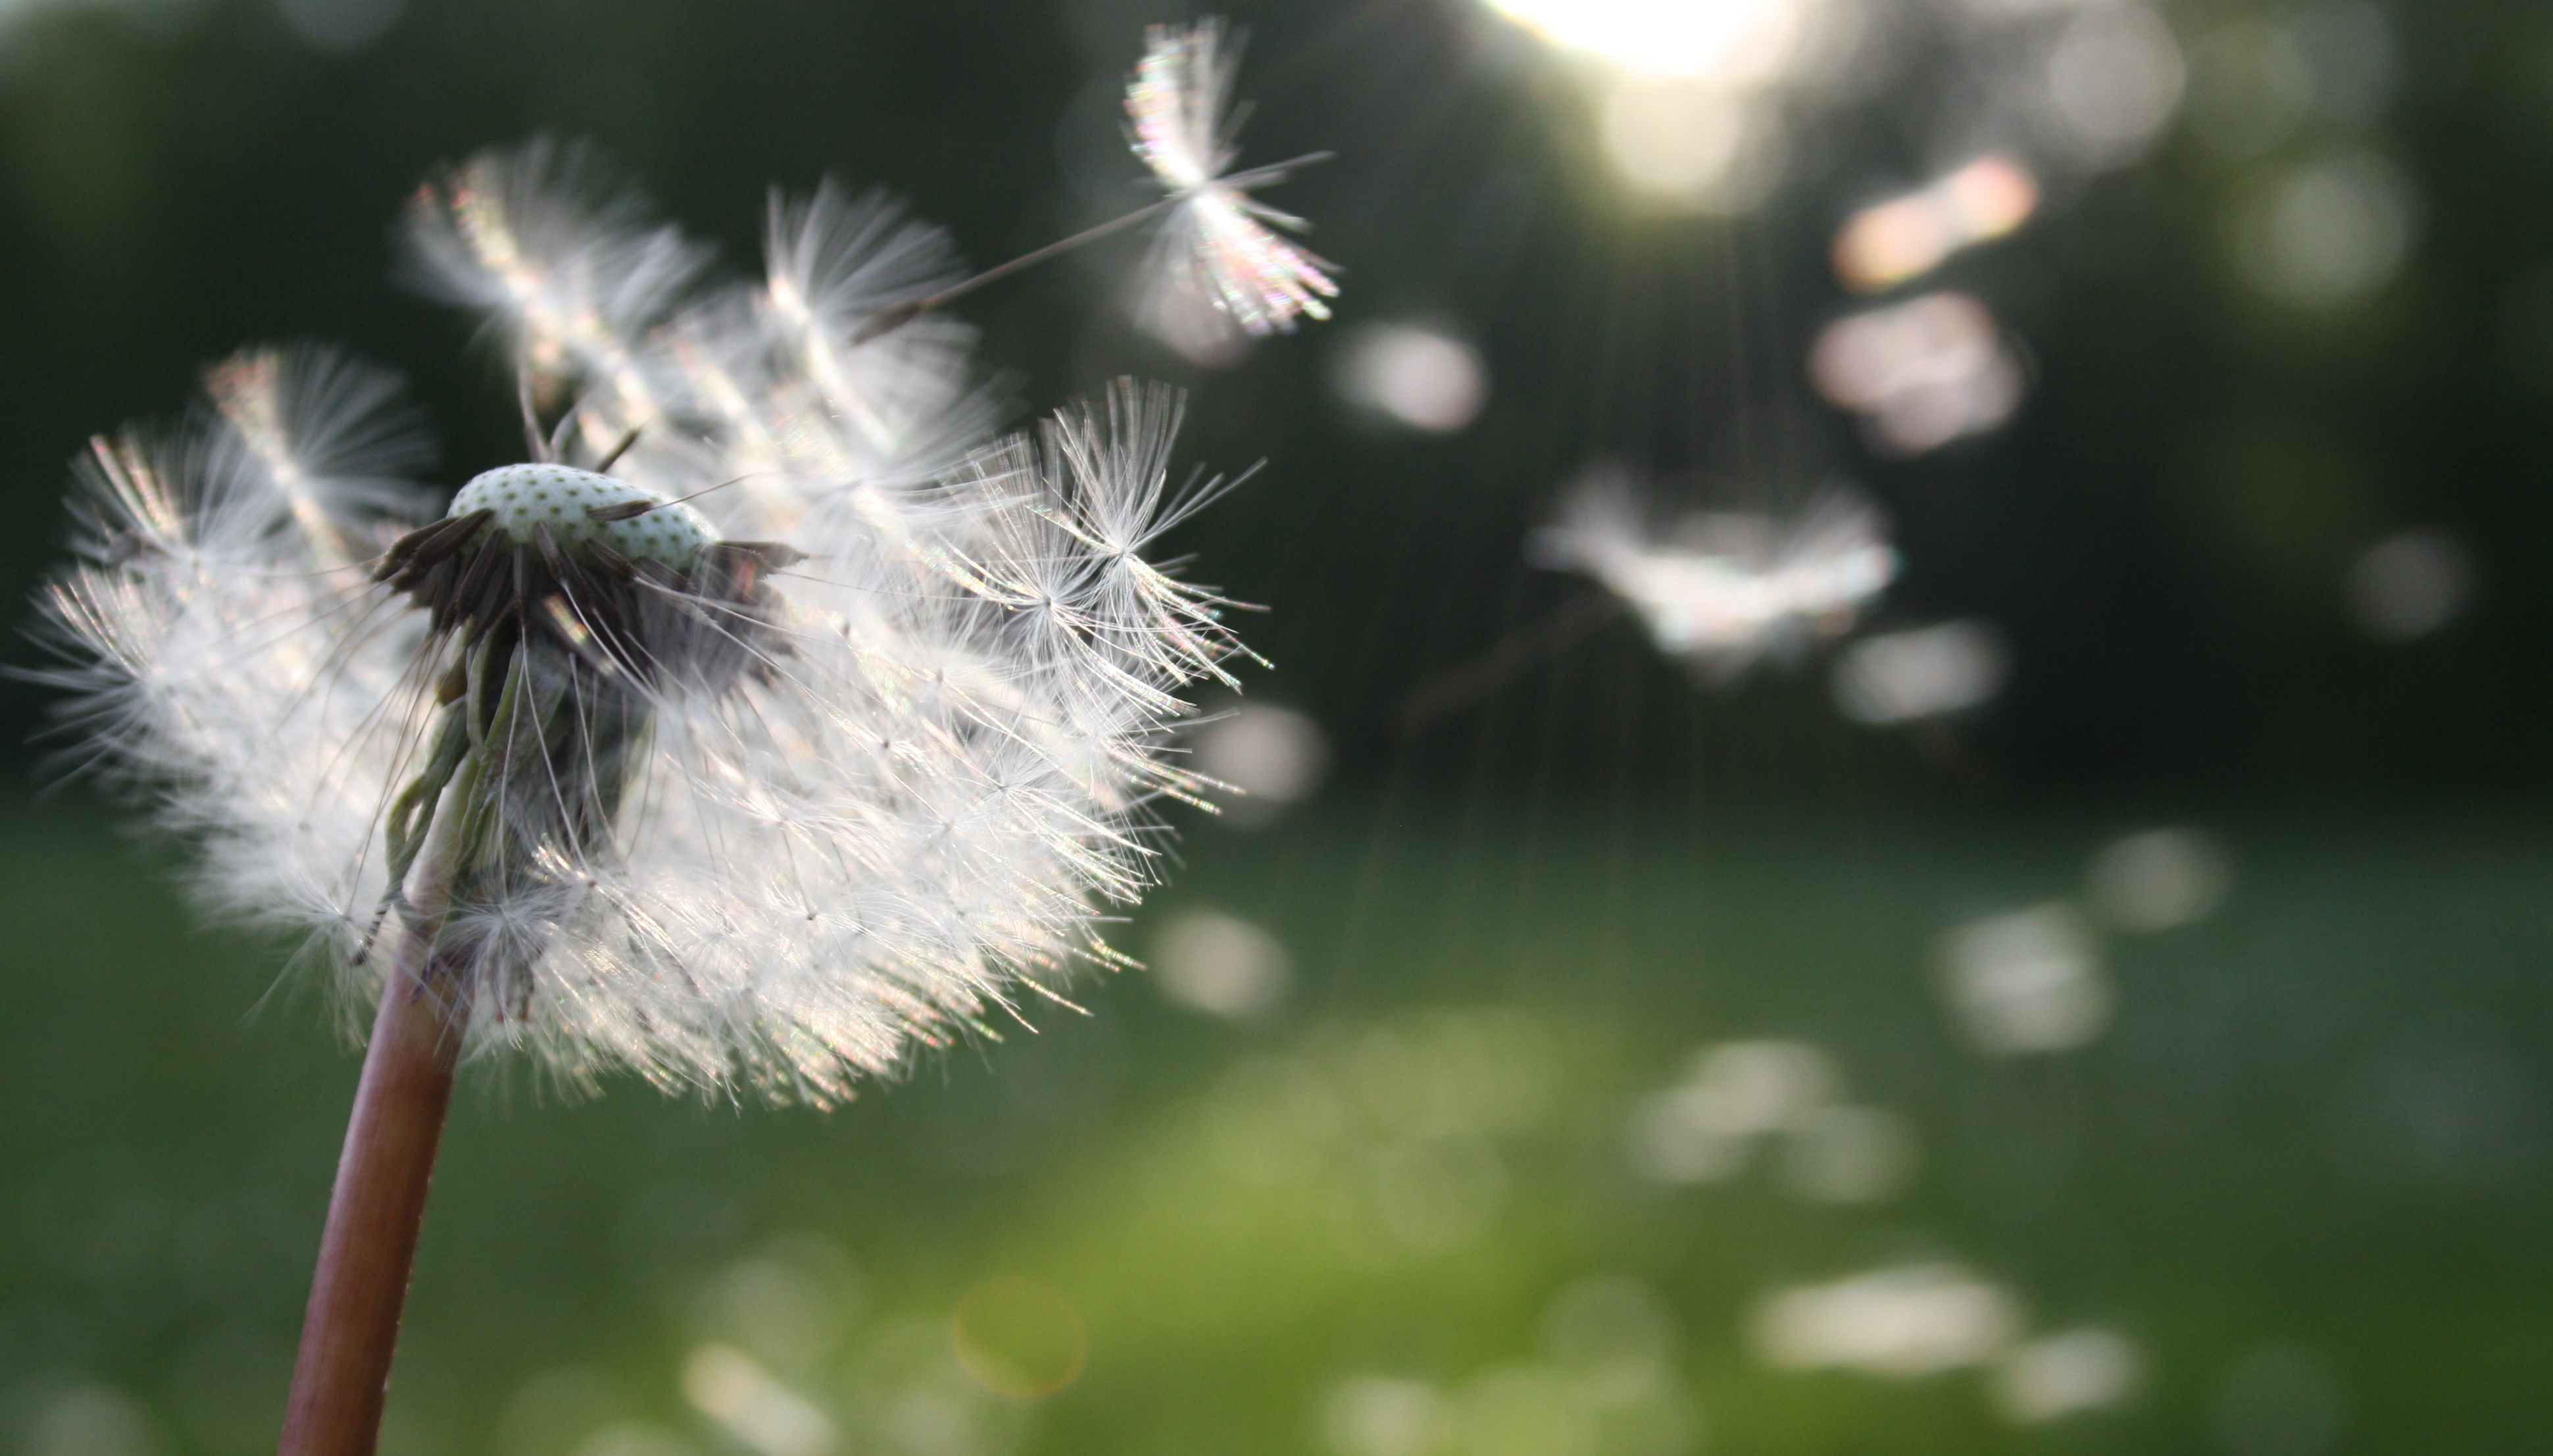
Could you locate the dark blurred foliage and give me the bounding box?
[0,0,2543,803]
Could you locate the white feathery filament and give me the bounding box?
[1127,19,1340,343]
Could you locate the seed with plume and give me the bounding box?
[1126,18,1340,350]
[1530,471,1900,681]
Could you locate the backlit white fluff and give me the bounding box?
[1531,472,1900,679]
[1126,18,1339,352]
[39,144,1258,1105]
[403,136,708,428]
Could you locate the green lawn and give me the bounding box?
[4,794,2548,1455]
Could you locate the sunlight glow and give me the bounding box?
[1487,0,1842,211]
[1601,79,1786,210]
[1486,0,1811,82]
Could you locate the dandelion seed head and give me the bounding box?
[449,464,715,570]
[38,139,1269,1107]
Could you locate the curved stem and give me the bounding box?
[276,921,465,1456]
[278,736,493,1456]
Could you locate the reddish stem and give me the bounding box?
[278,938,465,1456]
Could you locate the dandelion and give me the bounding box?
[1529,470,1898,679]
[35,124,1302,1453]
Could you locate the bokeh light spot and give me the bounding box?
[1330,324,1489,433]
[2238,151,2421,307]
[1626,1040,1841,1184]
[1321,1376,1442,1456]
[1778,1104,1919,1204]
[1937,904,2111,1056]
[1831,619,2009,725]
[1149,909,1291,1021]
[1811,293,2022,454]
[2346,529,2473,643]
[1992,1328,2142,1424]
[692,1238,858,1376]
[2039,5,2186,168]
[1752,1264,2021,1377]
[1191,703,1331,827]
[2086,827,2233,933]
[1833,157,2039,293]
[680,1346,835,1456]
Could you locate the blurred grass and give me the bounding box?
[3,792,2551,1455]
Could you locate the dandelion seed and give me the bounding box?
[403,136,710,442]
[816,18,1338,358]
[33,136,1277,1451]
[1529,470,1898,679]
[1127,19,1340,352]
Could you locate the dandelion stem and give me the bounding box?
[276,927,464,1456]
[280,740,489,1456]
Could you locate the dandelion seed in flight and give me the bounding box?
[1127,18,1340,353]
[1529,470,1899,679]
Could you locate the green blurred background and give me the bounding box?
[4,0,2552,1453]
